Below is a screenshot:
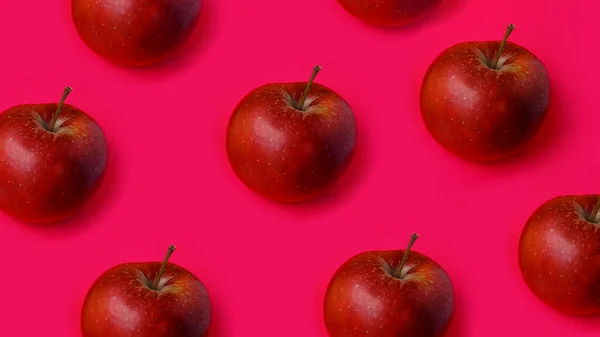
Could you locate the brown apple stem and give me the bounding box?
[151,245,177,290]
[394,233,420,278]
[491,24,516,70]
[47,86,73,132]
[589,198,600,223]
[296,65,322,111]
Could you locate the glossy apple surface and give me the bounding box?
[324,234,455,337]
[420,25,551,162]
[0,87,108,224]
[81,246,212,336]
[226,66,357,203]
[519,195,600,315]
[71,0,202,67]
[337,0,441,27]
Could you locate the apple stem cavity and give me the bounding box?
[47,86,73,132]
[296,65,322,111]
[151,245,177,290]
[589,198,600,223]
[394,233,420,279]
[490,24,516,70]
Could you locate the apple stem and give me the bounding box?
[47,86,73,132]
[394,233,420,279]
[589,198,600,223]
[151,245,177,290]
[296,65,322,111]
[490,24,516,70]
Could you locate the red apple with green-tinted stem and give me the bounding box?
[336,0,441,27]
[81,245,212,336]
[519,195,600,315]
[324,233,455,337]
[420,24,551,162]
[226,65,357,203]
[71,0,202,67]
[0,87,108,224]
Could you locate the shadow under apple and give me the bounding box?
[522,89,564,160]
[523,292,600,332]
[445,287,466,337]
[205,302,227,337]
[76,144,122,221]
[123,0,216,81]
[561,310,600,330]
[367,0,463,36]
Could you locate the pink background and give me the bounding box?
[0,0,597,336]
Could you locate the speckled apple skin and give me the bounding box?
[71,0,202,67]
[226,82,357,203]
[81,262,212,337]
[336,0,441,27]
[324,250,455,337]
[519,195,600,316]
[420,41,551,162]
[0,103,107,224]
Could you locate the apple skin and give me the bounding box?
[519,195,600,315]
[420,28,551,162]
[336,0,441,27]
[0,89,108,224]
[324,243,454,336]
[81,251,212,336]
[71,0,202,67]
[226,67,357,203]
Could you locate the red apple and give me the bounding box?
[71,0,202,67]
[519,195,600,315]
[324,233,455,337]
[420,24,551,162]
[336,0,441,27]
[0,87,108,224]
[81,245,212,336]
[226,65,357,203]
